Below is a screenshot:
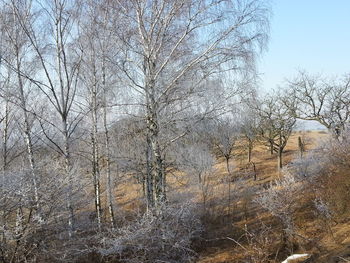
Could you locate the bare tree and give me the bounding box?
[210,117,239,179]
[206,117,240,212]
[174,142,215,212]
[77,0,111,231]
[8,0,84,235]
[239,106,260,163]
[257,94,296,169]
[0,1,43,220]
[107,0,270,209]
[285,71,350,137]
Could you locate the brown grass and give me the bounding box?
[110,130,350,262]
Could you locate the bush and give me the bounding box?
[255,172,301,233]
[99,202,203,263]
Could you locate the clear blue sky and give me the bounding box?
[259,0,350,92]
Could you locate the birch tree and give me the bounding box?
[9,0,84,235]
[108,0,270,209]
[78,0,104,231]
[78,0,121,229]
[0,0,42,219]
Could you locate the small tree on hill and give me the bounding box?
[257,94,296,169]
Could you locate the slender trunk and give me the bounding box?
[62,119,74,236]
[252,162,257,181]
[278,148,283,169]
[55,13,75,236]
[145,134,154,211]
[269,139,274,155]
[225,157,231,215]
[277,134,283,170]
[0,102,9,251]
[91,122,102,231]
[2,101,9,172]
[277,136,283,170]
[141,173,146,197]
[105,156,116,230]
[161,159,166,202]
[247,139,253,163]
[104,124,115,230]
[91,76,102,231]
[15,50,40,216]
[298,136,304,158]
[10,207,24,263]
[23,120,40,213]
[102,66,115,229]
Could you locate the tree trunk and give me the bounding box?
[145,134,154,211]
[91,120,102,231]
[102,99,115,229]
[269,140,274,155]
[298,136,304,158]
[225,157,231,215]
[0,102,9,250]
[145,57,165,210]
[91,79,102,231]
[248,140,253,163]
[149,127,165,207]
[102,63,115,229]
[277,133,283,170]
[15,51,40,217]
[62,119,74,236]
[278,147,283,170]
[2,101,9,172]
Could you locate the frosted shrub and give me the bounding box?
[99,202,203,263]
[255,172,300,233]
[313,197,332,220]
[287,151,325,182]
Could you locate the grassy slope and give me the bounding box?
[111,130,350,262]
[197,131,350,263]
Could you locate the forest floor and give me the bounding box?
[113,130,350,263]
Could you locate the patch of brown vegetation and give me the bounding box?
[113,130,350,262]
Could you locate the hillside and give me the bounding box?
[113,130,350,263]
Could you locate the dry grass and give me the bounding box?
[110,130,350,262]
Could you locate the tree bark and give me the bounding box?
[90,68,102,231]
[298,136,304,158]
[102,85,115,229]
[0,101,9,251]
[145,57,165,209]
[62,119,74,236]
[2,101,9,172]
[225,157,231,215]
[247,140,253,163]
[145,134,154,211]
[15,48,40,217]
[269,139,274,155]
[278,148,283,170]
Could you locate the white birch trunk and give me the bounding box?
[90,77,102,231]
[14,48,40,217]
[102,65,115,229]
